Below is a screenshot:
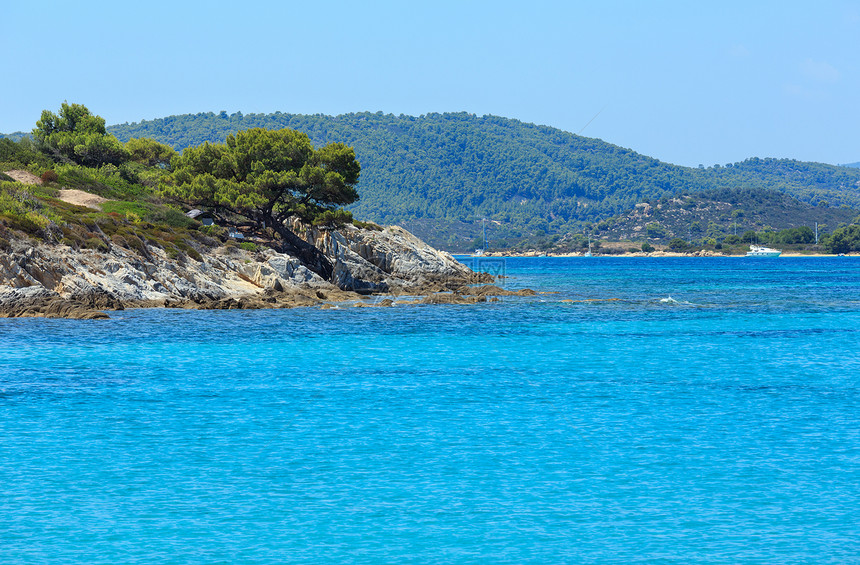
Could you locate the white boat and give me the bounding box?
[746,245,781,257]
[584,234,593,257]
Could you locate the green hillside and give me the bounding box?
[109,112,860,250]
[596,187,856,243]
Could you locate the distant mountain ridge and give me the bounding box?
[842,162,860,168]
[99,112,860,248]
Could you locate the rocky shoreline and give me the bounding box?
[0,223,535,319]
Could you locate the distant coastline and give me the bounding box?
[468,249,848,258]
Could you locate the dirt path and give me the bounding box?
[58,189,108,210]
[4,169,42,185]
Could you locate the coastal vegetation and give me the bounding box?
[823,224,860,254]
[161,127,360,277]
[34,102,131,167]
[163,128,359,229]
[1,104,362,274]
[107,111,860,249]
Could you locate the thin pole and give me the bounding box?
[482,218,487,250]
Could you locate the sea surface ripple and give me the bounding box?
[1,257,859,563]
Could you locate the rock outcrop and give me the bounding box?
[296,221,489,294]
[0,286,110,319]
[0,222,503,318]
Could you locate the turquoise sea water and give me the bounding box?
[2,257,859,564]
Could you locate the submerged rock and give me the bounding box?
[457,285,537,297]
[421,293,487,305]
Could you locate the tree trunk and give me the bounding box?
[272,222,334,281]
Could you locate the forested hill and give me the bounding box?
[108,112,860,248]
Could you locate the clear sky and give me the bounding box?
[2,0,858,167]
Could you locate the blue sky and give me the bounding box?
[2,0,858,167]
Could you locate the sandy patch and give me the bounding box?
[4,169,42,185]
[58,189,108,210]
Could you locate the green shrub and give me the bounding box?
[668,238,692,251]
[54,163,148,201]
[61,226,87,247]
[641,242,655,253]
[121,234,148,256]
[239,241,258,252]
[0,137,53,169]
[741,230,757,243]
[823,224,860,254]
[117,163,140,184]
[312,208,353,228]
[0,184,61,237]
[34,103,130,167]
[353,219,384,231]
[133,167,165,188]
[147,206,196,229]
[55,165,112,194]
[98,201,194,230]
[100,200,148,219]
[199,224,227,238]
[125,137,177,167]
[188,230,220,247]
[646,222,666,239]
[1,213,41,234]
[24,211,51,230]
[173,237,201,258]
[84,237,108,251]
[183,245,203,262]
